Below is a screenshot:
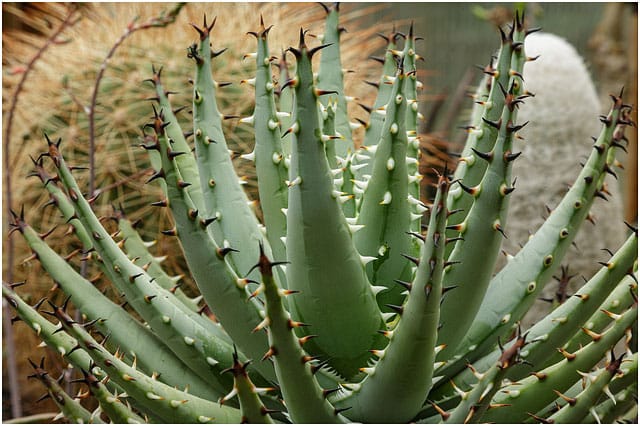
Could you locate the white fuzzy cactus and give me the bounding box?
[504,33,625,320]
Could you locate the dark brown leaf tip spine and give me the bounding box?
[247,15,273,40]
[190,15,216,41]
[287,28,333,60]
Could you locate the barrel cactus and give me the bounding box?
[5,5,637,424]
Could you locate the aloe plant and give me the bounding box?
[5,5,637,424]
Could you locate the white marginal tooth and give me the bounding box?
[375,108,387,116]
[338,195,352,204]
[331,190,344,199]
[341,383,361,392]
[238,177,248,185]
[170,399,186,408]
[240,151,256,161]
[418,112,425,121]
[390,123,399,134]
[590,407,601,424]
[349,121,362,130]
[286,176,302,187]
[350,162,368,172]
[355,153,370,161]
[345,95,356,102]
[434,344,447,355]
[371,285,387,296]
[254,387,273,395]
[363,144,378,154]
[410,213,423,221]
[268,119,279,130]
[284,156,291,169]
[577,370,597,383]
[407,195,421,205]
[142,240,156,248]
[280,236,287,245]
[359,254,377,266]
[286,121,299,135]
[408,173,423,183]
[603,385,616,404]
[417,80,424,90]
[353,186,365,195]
[345,217,358,225]
[415,203,429,214]
[381,312,395,322]
[433,361,447,370]
[371,348,386,358]
[272,152,282,164]
[361,367,375,375]
[406,157,418,166]
[221,388,238,403]
[334,177,344,186]
[384,75,397,83]
[330,168,343,177]
[352,180,368,190]
[348,224,365,234]
[380,191,392,205]
[240,115,255,125]
[281,208,288,217]
[276,111,291,118]
[153,255,167,264]
[254,317,270,331]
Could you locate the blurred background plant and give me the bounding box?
[2,1,637,421]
